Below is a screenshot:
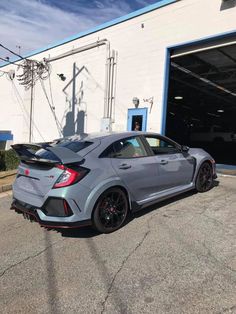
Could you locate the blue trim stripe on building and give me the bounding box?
[167,28,236,51]
[0,0,177,68]
[160,49,171,135]
[0,132,13,141]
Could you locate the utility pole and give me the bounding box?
[29,61,34,143]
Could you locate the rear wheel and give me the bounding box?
[92,188,129,233]
[196,162,213,192]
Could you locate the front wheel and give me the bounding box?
[92,188,129,233]
[196,162,213,193]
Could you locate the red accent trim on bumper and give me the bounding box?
[11,201,91,229]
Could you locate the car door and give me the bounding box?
[143,135,195,192]
[109,136,159,202]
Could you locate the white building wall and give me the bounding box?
[32,45,107,141]
[0,69,28,143]
[0,0,236,143]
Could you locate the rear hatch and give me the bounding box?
[14,162,64,207]
[12,139,99,207]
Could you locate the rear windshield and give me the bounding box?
[35,141,93,160]
[56,141,92,152]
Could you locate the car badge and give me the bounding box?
[24,169,30,176]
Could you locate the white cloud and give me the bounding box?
[135,0,153,6]
[0,0,133,58]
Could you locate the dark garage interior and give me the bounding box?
[166,41,236,165]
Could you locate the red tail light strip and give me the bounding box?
[63,200,73,216]
[53,164,88,189]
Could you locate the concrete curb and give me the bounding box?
[0,184,12,193]
[0,190,12,199]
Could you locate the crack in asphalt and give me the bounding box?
[0,238,64,278]
[101,224,151,313]
[202,241,236,275]
[201,213,224,226]
[3,223,25,234]
[217,304,236,314]
[157,202,236,279]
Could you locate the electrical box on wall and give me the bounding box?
[101,118,112,132]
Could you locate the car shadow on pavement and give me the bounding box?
[55,180,220,239]
[131,180,219,220]
[57,226,100,238]
[131,190,197,219]
[135,179,219,216]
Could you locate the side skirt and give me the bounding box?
[136,183,195,209]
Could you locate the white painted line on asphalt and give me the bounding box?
[217,173,236,178]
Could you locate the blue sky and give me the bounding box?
[0,0,159,58]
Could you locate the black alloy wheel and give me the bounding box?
[196,162,214,193]
[92,188,129,233]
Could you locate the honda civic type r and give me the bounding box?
[11,132,217,233]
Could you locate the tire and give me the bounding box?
[195,162,214,193]
[92,187,129,233]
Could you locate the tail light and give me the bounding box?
[53,164,89,189]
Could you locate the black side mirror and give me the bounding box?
[181,145,189,153]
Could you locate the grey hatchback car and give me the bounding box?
[11,132,217,233]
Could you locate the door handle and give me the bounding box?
[119,163,131,170]
[160,160,168,165]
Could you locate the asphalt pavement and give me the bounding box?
[0,176,236,314]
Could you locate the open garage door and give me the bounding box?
[166,39,236,165]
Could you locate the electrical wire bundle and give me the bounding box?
[17,59,51,89]
[0,43,51,89]
[0,42,62,137]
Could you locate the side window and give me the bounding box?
[145,137,179,155]
[103,137,148,158]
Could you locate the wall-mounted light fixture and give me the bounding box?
[132,97,140,108]
[57,73,66,81]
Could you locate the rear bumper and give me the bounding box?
[11,199,91,229]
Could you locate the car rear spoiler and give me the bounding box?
[11,143,84,165]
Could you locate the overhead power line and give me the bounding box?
[0,43,52,143]
[12,81,45,141]
[0,43,24,60]
[0,55,24,67]
[39,78,63,136]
